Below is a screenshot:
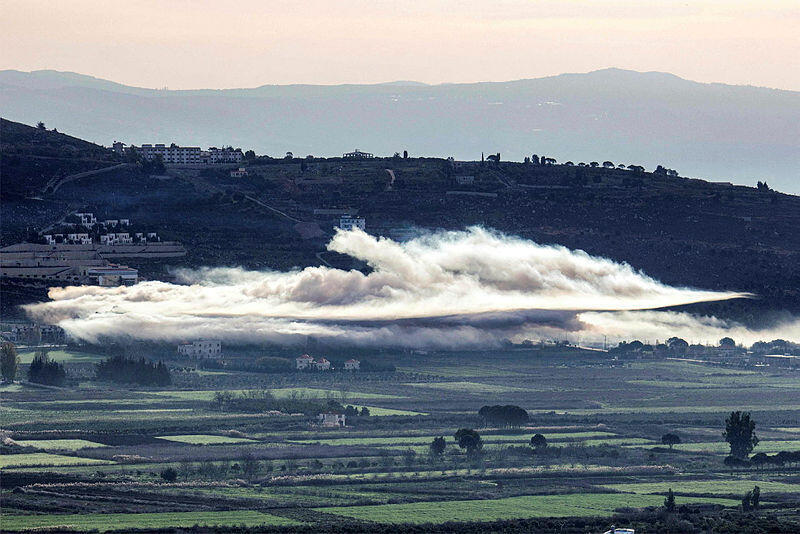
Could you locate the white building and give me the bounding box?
[296,354,315,369]
[75,212,97,228]
[296,354,332,370]
[140,144,204,165]
[338,215,365,232]
[230,167,248,178]
[455,175,475,185]
[343,149,373,159]
[318,413,346,427]
[207,147,244,164]
[178,340,222,358]
[344,359,360,370]
[86,265,139,286]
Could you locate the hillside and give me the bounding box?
[2,122,799,326]
[1,118,119,196]
[1,69,798,193]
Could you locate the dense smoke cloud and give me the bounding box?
[25,227,786,349]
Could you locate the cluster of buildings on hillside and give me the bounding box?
[1,323,66,345]
[42,213,160,246]
[112,142,244,165]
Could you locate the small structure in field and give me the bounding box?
[318,412,346,427]
[344,359,360,370]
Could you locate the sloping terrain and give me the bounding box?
[2,121,800,325]
[1,69,799,192]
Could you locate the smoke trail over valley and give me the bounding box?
[25,227,792,348]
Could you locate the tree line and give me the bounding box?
[95,356,171,386]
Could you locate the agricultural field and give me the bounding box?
[3,347,800,532]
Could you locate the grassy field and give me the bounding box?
[0,453,114,468]
[318,493,738,524]
[601,479,800,496]
[402,381,529,393]
[156,434,258,445]
[6,347,800,531]
[14,439,108,450]
[17,349,104,364]
[0,511,302,531]
[633,440,800,454]
[149,387,403,401]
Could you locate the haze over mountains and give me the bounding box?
[2,68,798,193]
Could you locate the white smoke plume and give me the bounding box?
[24,226,793,349]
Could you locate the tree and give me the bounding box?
[1,342,20,382]
[750,452,769,469]
[602,161,615,168]
[723,411,759,459]
[403,150,408,159]
[751,485,760,509]
[742,490,752,511]
[359,406,370,417]
[454,428,483,454]
[664,488,675,512]
[160,467,177,482]
[661,433,681,449]
[530,433,548,451]
[28,350,66,386]
[430,436,447,457]
[244,149,256,161]
[478,405,529,427]
[36,121,46,130]
[719,337,736,347]
[667,337,689,353]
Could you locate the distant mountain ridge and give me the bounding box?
[2,68,798,192]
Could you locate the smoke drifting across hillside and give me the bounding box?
[25,227,796,348]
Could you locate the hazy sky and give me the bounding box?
[2,0,798,90]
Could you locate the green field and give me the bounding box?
[17,349,104,364]
[156,434,258,445]
[0,453,114,468]
[318,493,738,524]
[0,510,302,531]
[602,479,800,496]
[292,431,617,447]
[403,381,529,393]
[150,387,402,401]
[14,439,108,450]
[633,440,800,454]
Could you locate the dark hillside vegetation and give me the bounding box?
[1,118,118,195]
[2,120,800,326]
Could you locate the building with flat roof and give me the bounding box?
[338,215,365,232]
[343,149,373,159]
[178,340,222,358]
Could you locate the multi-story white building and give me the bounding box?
[140,144,204,165]
[178,340,222,358]
[207,147,244,164]
[338,215,366,232]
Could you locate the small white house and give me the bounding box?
[318,413,346,427]
[455,175,475,185]
[344,359,360,370]
[230,167,248,178]
[178,340,222,358]
[296,354,315,369]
